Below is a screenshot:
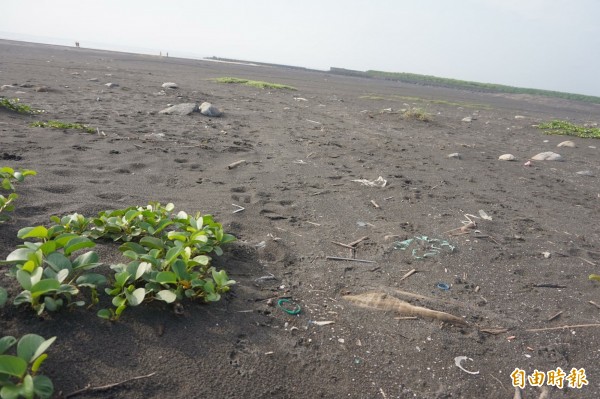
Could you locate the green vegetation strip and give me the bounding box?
[360,94,491,110]
[0,97,41,114]
[214,77,296,90]
[30,120,95,133]
[538,120,600,138]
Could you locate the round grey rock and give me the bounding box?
[159,103,198,115]
[576,170,594,177]
[448,153,462,159]
[200,102,222,117]
[162,82,178,89]
[105,82,118,88]
[499,154,516,161]
[531,151,563,161]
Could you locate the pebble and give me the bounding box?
[448,153,462,159]
[514,115,526,119]
[162,82,178,89]
[88,78,99,82]
[461,116,472,122]
[199,102,222,117]
[531,152,563,161]
[159,103,198,115]
[0,84,16,91]
[34,86,49,92]
[105,82,118,88]
[557,140,575,148]
[498,154,516,161]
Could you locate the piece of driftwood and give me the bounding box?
[343,292,467,326]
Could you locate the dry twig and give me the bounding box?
[526,323,600,332]
[65,372,157,398]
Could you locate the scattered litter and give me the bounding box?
[478,210,493,221]
[454,356,480,375]
[393,236,455,259]
[254,241,267,249]
[352,176,387,188]
[370,200,380,208]
[228,159,246,169]
[436,283,450,291]
[231,203,245,213]
[356,221,375,227]
[255,273,276,282]
[310,320,335,326]
[343,292,467,326]
[326,256,376,264]
[523,160,532,167]
[277,298,301,315]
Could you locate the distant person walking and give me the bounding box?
[75,41,80,48]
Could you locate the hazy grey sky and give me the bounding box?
[2,0,599,96]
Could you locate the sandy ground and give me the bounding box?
[1,39,600,399]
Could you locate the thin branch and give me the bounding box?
[525,323,600,332]
[65,372,157,398]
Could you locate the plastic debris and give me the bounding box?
[277,298,301,315]
[393,236,455,259]
[436,283,450,291]
[478,210,493,221]
[310,320,335,326]
[351,176,387,188]
[454,356,480,375]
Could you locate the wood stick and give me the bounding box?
[578,256,596,266]
[399,269,417,282]
[331,241,355,249]
[347,236,369,247]
[370,200,380,208]
[525,323,600,332]
[394,316,418,320]
[65,372,157,398]
[326,256,375,264]
[227,159,246,169]
[546,311,563,321]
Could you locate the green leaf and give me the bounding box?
[33,375,54,399]
[0,355,27,378]
[115,271,131,288]
[52,233,79,248]
[122,250,139,260]
[126,288,146,306]
[97,309,111,319]
[221,233,237,244]
[17,226,49,240]
[167,231,187,242]
[31,353,47,374]
[590,274,600,282]
[193,255,210,266]
[119,242,146,254]
[165,203,175,211]
[134,262,151,280]
[56,269,69,283]
[43,297,58,312]
[72,251,99,270]
[76,273,107,288]
[156,289,177,303]
[16,335,44,363]
[29,279,60,299]
[44,252,72,273]
[172,260,191,281]
[13,291,32,306]
[0,336,16,355]
[139,236,165,250]
[38,241,57,256]
[0,382,21,399]
[155,271,177,285]
[16,270,33,290]
[64,236,95,256]
[22,374,34,399]
[0,287,7,308]
[164,247,182,265]
[5,248,34,263]
[213,246,223,256]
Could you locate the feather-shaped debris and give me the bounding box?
[343,292,467,326]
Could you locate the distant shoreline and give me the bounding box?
[2,38,599,104]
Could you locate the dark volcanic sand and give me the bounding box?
[1,39,599,399]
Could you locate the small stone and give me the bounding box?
[105,82,118,88]
[589,146,597,149]
[461,116,472,122]
[542,251,551,259]
[514,115,526,119]
[576,170,594,177]
[162,82,178,89]
[448,153,462,159]
[531,152,563,161]
[499,154,516,161]
[338,338,345,344]
[557,140,576,148]
[159,103,198,115]
[34,86,49,92]
[199,102,222,117]
[88,78,99,82]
